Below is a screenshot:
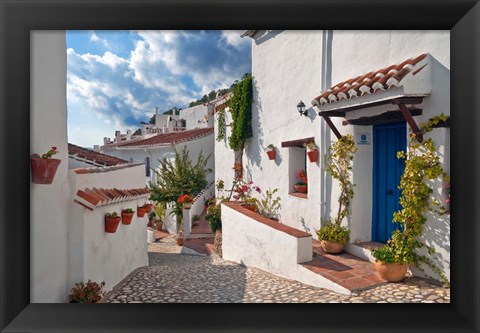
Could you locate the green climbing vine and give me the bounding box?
[325,134,358,225]
[216,108,226,142]
[228,73,253,151]
[372,113,450,287]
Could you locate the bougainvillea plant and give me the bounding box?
[232,180,261,201]
[41,146,59,159]
[296,170,308,185]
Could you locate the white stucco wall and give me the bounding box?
[176,133,215,184]
[245,30,324,236]
[214,107,236,199]
[30,31,71,303]
[179,104,212,129]
[68,165,149,293]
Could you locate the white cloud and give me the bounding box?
[221,30,250,50]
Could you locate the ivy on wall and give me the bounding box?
[228,73,253,151]
[216,108,226,142]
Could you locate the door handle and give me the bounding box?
[387,190,393,195]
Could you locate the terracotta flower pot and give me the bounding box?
[147,219,154,228]
[121,211,134,225]
[145,204,153,213]
[183,202,192,210]
[105,216,121,233]
[320,240,344,254]
[31,155,61,184]
[176,238,184,246]
[137,207,146,217]
[266,150,276,160]
[307,149,319,163]
[242,203,257,212]
[374,261,408,282]
[294,185,308,193]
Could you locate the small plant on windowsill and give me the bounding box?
[266,144,276,160]
[304,141,319,162]
[294,170,308,193]
[68,280,106,303]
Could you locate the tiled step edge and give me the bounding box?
[345,244,376,263]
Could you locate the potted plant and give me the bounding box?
[31,146,61,184]
[176,230,184,246]
[144,203,154,213]
[105,212,121,233]
[147,211,156,228]
[317,220,350,254]
[317,135,357,253]
[371,232,411,282]
[304,141,319,162]
[68,280,106,303]
[242,197,258,212]
[137,205,147,217]
[294,170,308,193]
[232,180,261,211]
[205,203,222,234]
[121,208,135,225]
[192,214,201,226]
[266,144,276,160]
[177,194,194,209]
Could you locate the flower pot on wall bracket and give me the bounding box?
[294,185,308,193]
[144,203,153,213]
[307,149,319,163]
[266,150,276,160]
[105,216,121,233]
[30,154,61,184]
[121,211,134,225]
[137,206,146,217]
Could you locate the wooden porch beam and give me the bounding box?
[391,97,424,105]
[398,103,423,141]
[322,115,342,140]
[342,108,422,126]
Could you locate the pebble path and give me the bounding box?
[105,235,450,303]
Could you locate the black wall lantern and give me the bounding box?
[297,100,308,116]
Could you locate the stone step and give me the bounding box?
[182,237,215,255]
[301,240,387,293]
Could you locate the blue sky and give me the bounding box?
[66,30,252,148]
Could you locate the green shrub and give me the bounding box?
[371,230,414,264]
[317,222,350,245]
[256,188,281,220]
[205,204,222,233]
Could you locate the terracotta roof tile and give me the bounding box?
[72,162,144,174]
[116,127,214,148]
[68,143,128,166]
[313,53,428,106]
[74,186,151,209]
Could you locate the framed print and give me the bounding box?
[1,0,479,332]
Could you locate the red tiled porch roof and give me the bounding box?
[68,143,128,166]
[312,54,428,107]
[74,187,150,210]
[115,127,214,148]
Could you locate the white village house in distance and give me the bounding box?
[98,104,215,186]
[218,30,450,294]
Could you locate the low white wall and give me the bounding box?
[68,165,149,295]
[163,203,178,235]
[222,203,312,274]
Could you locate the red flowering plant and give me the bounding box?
[177,194,194,204]
[296,170,308,186]
[41,146,59,159]
[232,180,261,205]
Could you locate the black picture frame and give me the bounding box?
[1,0,479,332]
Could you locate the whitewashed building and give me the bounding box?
[218,30,450,289]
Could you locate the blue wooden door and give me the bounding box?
[372,122,406,243]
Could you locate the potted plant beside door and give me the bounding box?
[317,135,357,253]
[371,231,410,282]
[31,146,61,184]
[304,142,319,163]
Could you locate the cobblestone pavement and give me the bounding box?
[105,235,450,303]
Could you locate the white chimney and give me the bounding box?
[126,129,132,141]
[103,137,109,145]
[93,145,100,152]
[115,130,121,143]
